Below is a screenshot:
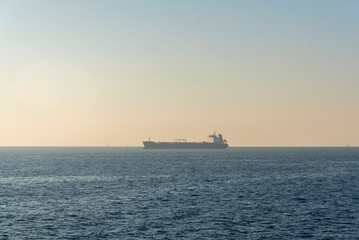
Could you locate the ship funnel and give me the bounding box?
[218,134,223,143]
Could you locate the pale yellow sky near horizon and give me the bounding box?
[1,1,358,146]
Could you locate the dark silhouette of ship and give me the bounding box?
[143,132,228,149]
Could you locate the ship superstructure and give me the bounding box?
[143,132,228,149]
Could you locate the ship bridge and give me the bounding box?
[208,132,227,144]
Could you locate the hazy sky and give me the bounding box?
[1,0,358,146]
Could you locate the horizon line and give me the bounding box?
[0,146,357,148]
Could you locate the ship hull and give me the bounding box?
[143,141,228,149]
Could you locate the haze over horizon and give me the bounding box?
[1,1,358,147]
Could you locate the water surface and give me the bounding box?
[0,147,358,239]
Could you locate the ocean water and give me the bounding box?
[0,147,358,239]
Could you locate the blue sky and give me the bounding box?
[1,0,358,146]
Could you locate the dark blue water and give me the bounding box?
[0,147,358,239]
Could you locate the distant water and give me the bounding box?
[0,147,359,239]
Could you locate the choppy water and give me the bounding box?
[0,147,358,239]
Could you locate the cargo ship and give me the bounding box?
[143,132,228,149]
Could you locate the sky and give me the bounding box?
[0,0,358,146]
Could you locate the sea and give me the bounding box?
[0,147,358,239]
